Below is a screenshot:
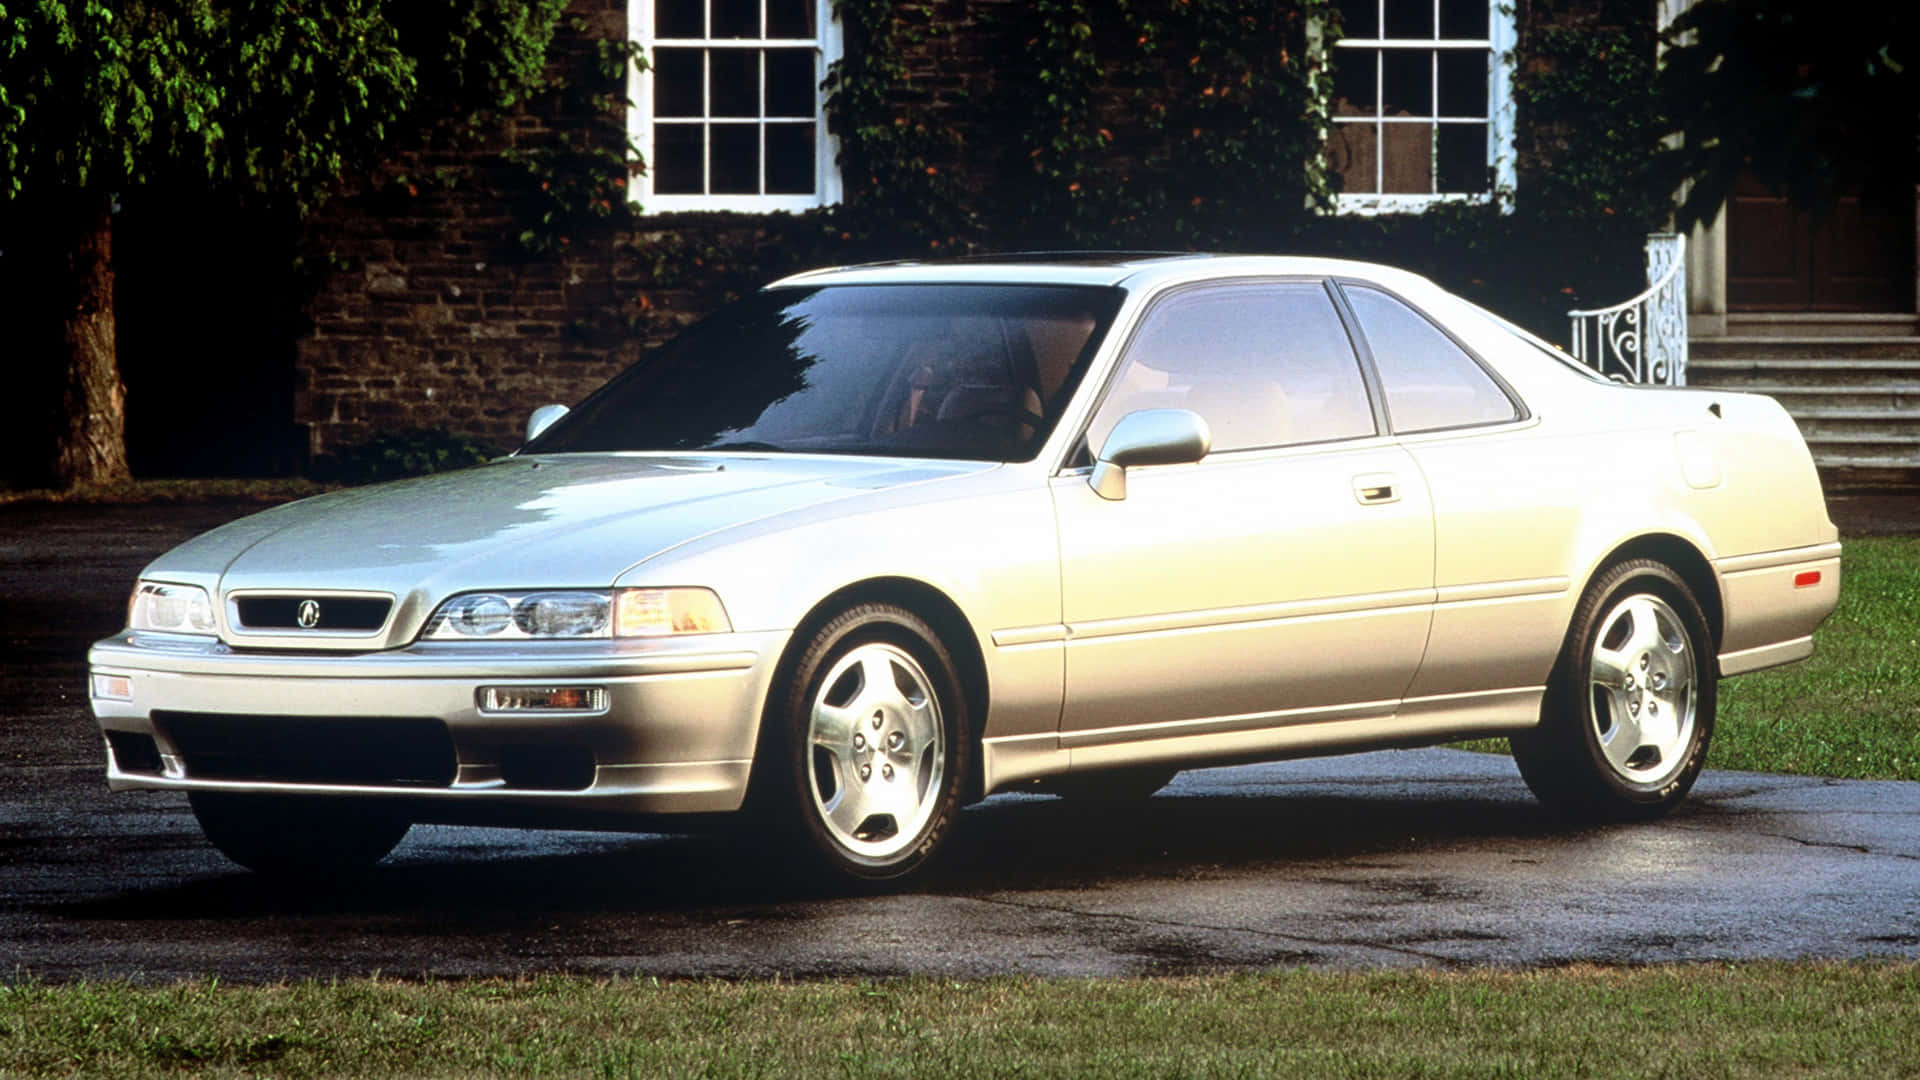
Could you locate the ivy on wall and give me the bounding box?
[501,1,1676,344]
[981,0,1341,247]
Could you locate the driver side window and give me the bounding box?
[1088,281,1377,455]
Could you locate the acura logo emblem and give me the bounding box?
[296,599,322,629]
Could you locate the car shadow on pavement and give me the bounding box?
[48,787,1573,922]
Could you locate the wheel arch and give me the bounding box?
[1586,533,1724,653]
[774,576,992,802]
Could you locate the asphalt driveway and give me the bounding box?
[3,497,1917,983]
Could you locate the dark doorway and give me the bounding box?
[1728,174,1915,312]
[114,193,309,477]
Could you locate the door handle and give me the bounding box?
[1352,472,1400,505]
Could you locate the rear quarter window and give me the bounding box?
[1343,283,1521,433]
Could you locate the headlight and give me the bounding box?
[128,582,216,635]
[421,588,730,641]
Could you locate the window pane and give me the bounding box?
[1345,285,1516,432]
[525,285,1125,463]
[1439,0,1489,40]
[1090,284,1372,454]
[653,49,703,118]
[765,48,815,117]
[1327,122,1378,194]
[1436,123,1488,192]
[766,0,814,39]
[766,122,815,194]
[711,124,759,193]
[711,0,758,38]
[654,124,704,194]
[1381,49,1432,116]
[1383,0,1432,39]
[1333,48,1378,115]
[1380,122,1433,193]
[656,0,702,38]
[1268,286,1377,444]
[710,50,757,117]
[1437,50,1487,118]
[1336,0,1379,38]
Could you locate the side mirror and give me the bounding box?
[525,403,570,444]
[1089,408,1211,501]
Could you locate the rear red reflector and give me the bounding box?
[1794,571,1822,588]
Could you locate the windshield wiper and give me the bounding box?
[700,440,785,452]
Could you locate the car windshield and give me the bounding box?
[524,283,1127,461]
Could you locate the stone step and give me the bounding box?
[1813,451,1920,469]
[1727,386,1920,412]
[1790,412,1920,442]
[1722,313,1920,338]
[1802,434,1920,470]
[1690,337,1920,361]
[1690,360,1920,391]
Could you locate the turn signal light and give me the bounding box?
[477,686,608,713]
[92,674,133,701]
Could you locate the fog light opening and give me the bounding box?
[499,745,597,791]
[105,731,162,775]
[477,685,608,714]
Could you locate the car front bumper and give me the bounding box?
[86,628,791,823]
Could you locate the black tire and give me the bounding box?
[1040,766,1178,803]
[757,603,971,882]
[1511,559,1716,821]
[188,792,410,876]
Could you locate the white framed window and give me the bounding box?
[1326,0,1515,213]
[629,0,843,213]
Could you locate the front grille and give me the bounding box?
[155,711,455,787]
[233,595,392,632]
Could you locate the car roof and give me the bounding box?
[767,252,1443,294]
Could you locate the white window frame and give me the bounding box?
[1324,0,1515,214]
[628,0,844,213]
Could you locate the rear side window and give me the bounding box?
[1343,284,1519,433]
[1088,281,1377,454]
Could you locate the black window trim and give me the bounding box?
[1328,276,1532,436]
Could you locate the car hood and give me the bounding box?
[151,454,991,605]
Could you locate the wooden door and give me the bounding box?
[1728,173,1914,311]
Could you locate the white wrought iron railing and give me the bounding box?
[1568,232,1688,385]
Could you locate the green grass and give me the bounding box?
[1461,536,1920,782]
[0,477,332,506]
[3,966,1917,1078]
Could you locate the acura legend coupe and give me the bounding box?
[89,254,1841,881]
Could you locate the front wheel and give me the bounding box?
[188,792,410,877]
[763,604,970,882]
[1511,559,1716,821]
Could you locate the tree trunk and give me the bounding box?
[48,193,131,488]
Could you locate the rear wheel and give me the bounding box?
[188,792,410,876]
[1512,559,1715,821]
[763,604,970,882]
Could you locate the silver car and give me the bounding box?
[88,254,1841,881]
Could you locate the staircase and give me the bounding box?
[1687,314,1920,470]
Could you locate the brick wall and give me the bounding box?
[298,0,643,461]
[292,0,1011,463]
